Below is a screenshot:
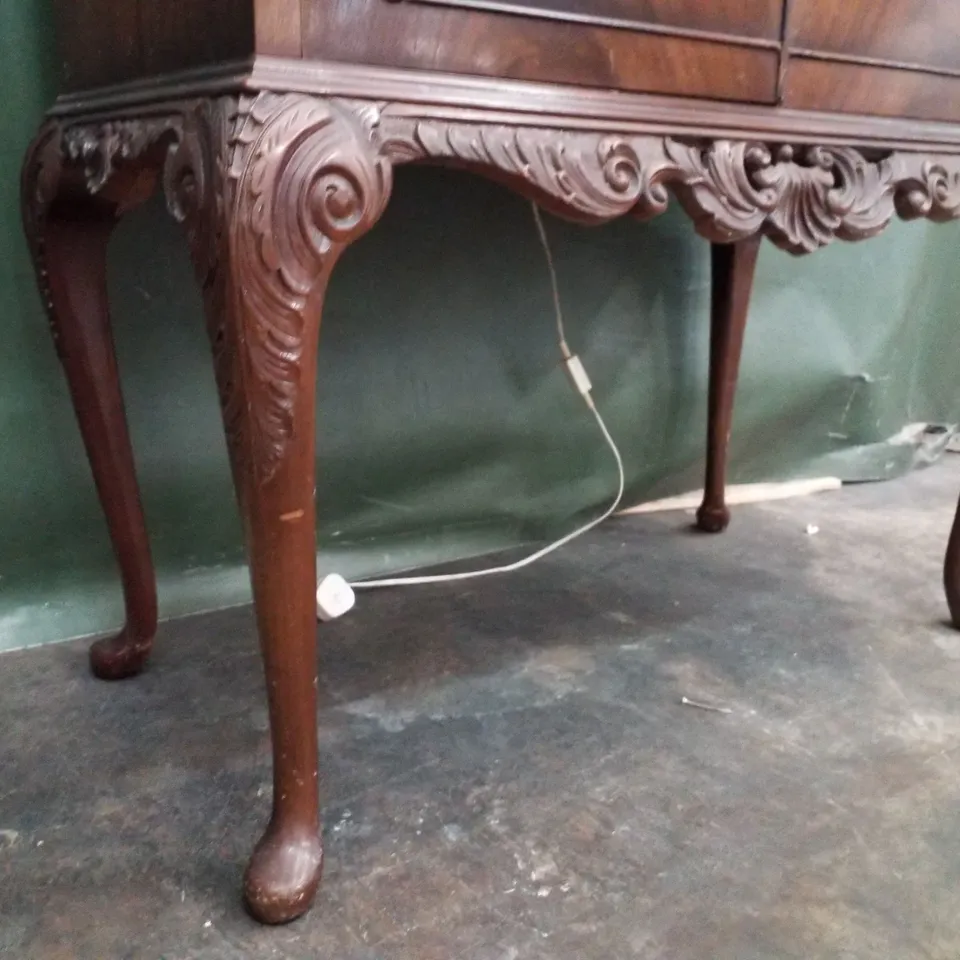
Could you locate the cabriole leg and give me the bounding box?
[21,127,158,679]
[696,234,762,533]
[169,94,393,922]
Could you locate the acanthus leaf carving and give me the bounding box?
[820,147,896,242]
[374,111,960,254]
[378,116,660,221]
[168,94,393,484]
[651,141,899,252]
[658,139,777,241]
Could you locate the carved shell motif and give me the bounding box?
[757,145,895,252]
[593,138,900,252]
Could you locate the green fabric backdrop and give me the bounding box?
[3,2,960,652]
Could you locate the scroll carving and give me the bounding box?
[378,118,656,221]
[26,95,960,481]
[885,154,960,222]
[376,113,960,253]
[660,141,901,251]
[165,94,393,484]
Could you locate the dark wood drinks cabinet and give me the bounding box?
[21,0,960,924]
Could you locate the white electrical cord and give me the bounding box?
[345,203,626,592]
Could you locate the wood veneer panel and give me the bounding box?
[784,58,960,124]
[256,0,301,57]
[399,0,783,40]
[139,0,254,77]
[789,0,960,74]
[56,0,142,90]
[303,0,780,103]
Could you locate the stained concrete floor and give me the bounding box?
[5,461,960,959]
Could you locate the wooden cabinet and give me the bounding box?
[28,0,960,930]
[56,1,960,121]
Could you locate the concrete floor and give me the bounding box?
[4,461,960,959]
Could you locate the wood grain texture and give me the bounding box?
[784,58,960,124]
[55,0,255,91]
[254,0,301,56]
[139,0,254,77]
[789,0,960,73]
[47,57,960,154]
[54,0,141,89]
[167,95,393,923]
[302,0,779,103]
[696,237,762,533]
[396,0,783,41]
[21,125,161,680]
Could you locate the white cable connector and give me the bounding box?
[316,573,356,621]
[564,353,593,398]
[316,201,627,614]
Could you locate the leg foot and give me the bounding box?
[944,490,960,628]
[695,503,731,534]
[243,822,324,924]
[696,235,762,534]
[89,626,154,680]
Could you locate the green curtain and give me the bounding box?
[3,1,960,652]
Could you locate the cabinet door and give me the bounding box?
[783,0,960,122]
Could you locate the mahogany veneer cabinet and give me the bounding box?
[22,0,960,925]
